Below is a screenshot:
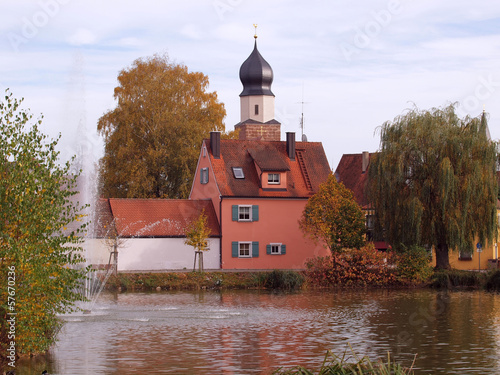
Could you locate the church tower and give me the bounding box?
[235,28,281,141]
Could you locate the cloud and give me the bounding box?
[180,24,204,40]
[67,29,98,46]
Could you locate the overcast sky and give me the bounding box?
[1,0,500,171]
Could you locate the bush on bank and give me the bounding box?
[485,270,500,291]
[430,269,500,290]
[303,244,426,287]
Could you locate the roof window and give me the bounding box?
[232,167,245,179]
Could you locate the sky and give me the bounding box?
[1,0,500,171]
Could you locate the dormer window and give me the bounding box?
[268,173,280,184]
[233,167,245,179]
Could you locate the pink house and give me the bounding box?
[189,37,331,269]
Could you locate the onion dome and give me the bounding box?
[239,40,274,97]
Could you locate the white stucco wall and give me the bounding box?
[82,238,113,266]
[116,238,221,271]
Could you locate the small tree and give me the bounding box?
[0,91,87,358]
[184,211,211,271]
[300,174,366,253]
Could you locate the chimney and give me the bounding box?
[362,151,369,173]
[210,132,220,159]
[286,132,296,160]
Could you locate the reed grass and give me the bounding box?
[272,346,416,375]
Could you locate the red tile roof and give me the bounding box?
[108,199,220,238]
[334,153,373,209]
[206,139,331,198]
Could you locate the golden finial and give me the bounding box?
[253,24,258,39]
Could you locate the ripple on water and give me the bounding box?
[37,290,500,375]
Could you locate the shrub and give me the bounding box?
[305,244,397,287]
[485,270,500,292]
[430,269,486,289]
[395,246,433,284]
[264,270,305,290]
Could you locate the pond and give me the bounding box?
[14,289,500,374]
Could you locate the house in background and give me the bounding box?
[334,152,386,249]
[86,198,220,271]
[189,37,331,269]
[335,151,500,270]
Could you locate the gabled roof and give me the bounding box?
[206,139,330,198]
[334,153,373,209]
[108,199,220,238]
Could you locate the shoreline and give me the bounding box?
[102,269,500,292]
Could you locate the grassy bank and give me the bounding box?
[430,269,500,291]
[103,268,500,292]
[104,269,306,292]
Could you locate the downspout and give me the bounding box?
[219,196,223,269]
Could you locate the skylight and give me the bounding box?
[232,167,245,179]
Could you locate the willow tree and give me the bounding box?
[368,105,498,269]
[98,54,229,199]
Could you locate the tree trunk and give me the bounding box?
[435,242,451,270]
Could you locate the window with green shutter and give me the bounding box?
[232,205,259,222]
[266,243,286,255]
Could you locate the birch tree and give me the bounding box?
[0,91,87,357]
[98,54,228,199]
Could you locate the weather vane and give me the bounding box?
[253,24,258,39]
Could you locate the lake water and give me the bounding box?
[13,289,500,374]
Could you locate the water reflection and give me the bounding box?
[13,289,500,374]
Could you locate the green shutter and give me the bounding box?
[232,242,238,257]
[266,244,271,255]
[252,205,259,221]
[252,242,259,257]
[281,244,286,255]
[232,205,238,221]
[200,169,203,184]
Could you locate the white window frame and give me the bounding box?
[238,205,252,221]
[233,167,245,179]
[270,243,282,255]
[268,173,280,184]
[239,242,252,258]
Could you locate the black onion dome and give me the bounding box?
[239,40,274,97]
